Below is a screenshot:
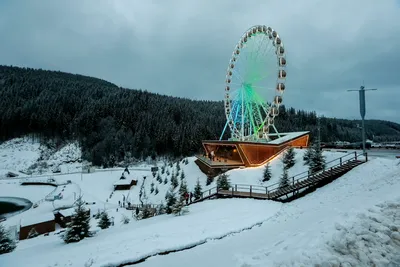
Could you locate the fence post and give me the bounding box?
[340,157,342,166]
[235,184,237,192]
[292,176,295,186]
[355,151,357,161]
[250,185,252,196]
[265,186,268,195]
[231,186,234,196]
[365,152,368,162]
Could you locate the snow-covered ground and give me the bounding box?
[1,138,399,267]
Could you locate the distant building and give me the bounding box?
[113,168,137,190]
[54,208,90,228]
[113,179,137,190]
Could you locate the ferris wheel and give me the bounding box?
[222,25,287,142]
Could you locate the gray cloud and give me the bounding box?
[0,0,399,122]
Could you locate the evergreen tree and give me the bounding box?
[155,186,159,195]
[156,173,162,183]
[161,165,165,174]
[27,227,39,239]
[169,161,173,168]
[282,147,296,170]
[170,172,179,189]
[163,177,168,184]
[0,223,16,255]
[303,145,314,165]
[184,158,189,165]
[98,211,111,229]
[166,169,170,176]
[193,179,203,200]
[152,171,156,178]
[157,202,166,215]
[141,205,152,219]
[62,197,91,243]
[121,214,130,224]
[217,173,230,190]
[150,182,155,194]
[279,168,290,190]
[309,144,326,174]
[178,180,189,201]
[176,161,181,172]
[165,189,177,214]
[171,198,187,216]
[180,170,185,180]
[206,176,213,186]
[262,163,272,182]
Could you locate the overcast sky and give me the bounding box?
[0,0,399,123]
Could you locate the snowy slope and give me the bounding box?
[0,138,40,176]
[0,199,281,267]
[136,158,400,267]
[0,157,399,266]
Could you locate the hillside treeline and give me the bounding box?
[0,66,399,166]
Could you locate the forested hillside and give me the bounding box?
[0,66,399,166]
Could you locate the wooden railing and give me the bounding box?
[265,151,364,194]
[195,151,366,201]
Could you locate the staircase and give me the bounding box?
[191,152,366,204]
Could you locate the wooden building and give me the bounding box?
[54,207,90,228]
[113,179,137,190]
[196,131,310,177]
[19,213,55,240]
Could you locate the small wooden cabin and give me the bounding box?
[19,213,55,240]
[113,179,137,190]
[54,208,90,228]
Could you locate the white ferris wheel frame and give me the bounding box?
[224,25,287,142]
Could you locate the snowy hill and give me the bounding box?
[0,155,399,266]
[0,138,82,177]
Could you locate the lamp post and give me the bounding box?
[347,85,377,155]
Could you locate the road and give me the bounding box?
[323,148,400,159]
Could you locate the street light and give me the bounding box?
[347,84,377,155]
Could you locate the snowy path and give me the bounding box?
[0,199,281,267]
[134,158,400,267]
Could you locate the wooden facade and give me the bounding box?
[196,132,309,176]
[19,219,55,240]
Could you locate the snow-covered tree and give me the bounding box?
[165,190,177,214]
[176,161,181,172]
[170,172,179,189]
[161,165,166,174]
[279,168,290,190]
[157,203,166,215]
[163,177,168,184]
[309,144,326,174]
[27,227,39,239]
[156,173,162,183]
[62,197,91,243]
[150,182,155,194]
[98,211,111,229]
[184,158,189,165]
[178,180,189,202]
[152,171,156,178]
[171,198,187,216]
[155,186,159,195]
[282,147,296,170]
[166,169,170,176]
[303,145,314,165]
[0,223,16,254]
[217,173,230,190]
[141,205,152,219]
[262,163,272,182]
[180,170,185,180]
[121,214,130,224]
[193,179,202,200]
